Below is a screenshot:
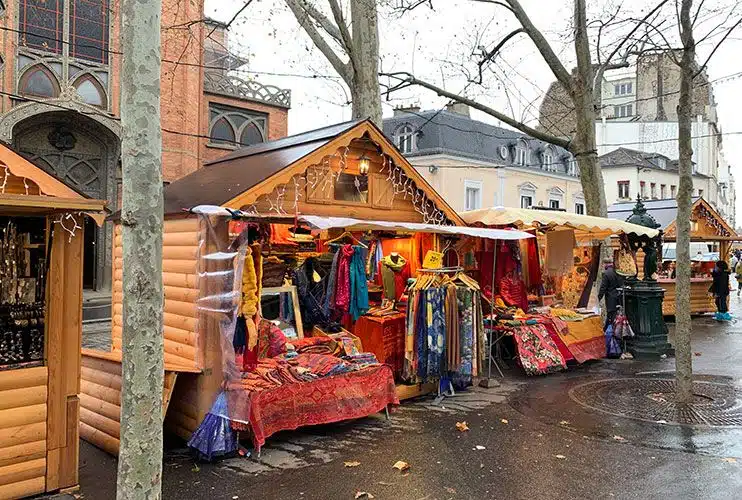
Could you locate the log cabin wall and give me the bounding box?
[112,217,201,370]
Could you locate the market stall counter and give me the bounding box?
[609,197,737,315]
[462,206,660,373]
[80,119,533,458]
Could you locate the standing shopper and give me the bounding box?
[598,257,624,329]
[710,260,731,321]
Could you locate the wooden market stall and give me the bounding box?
[0,144,105,499]
[80,119,478,455]
[461,206,660,369]
[608,197,737,315]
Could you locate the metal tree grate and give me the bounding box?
[569,378,742,426]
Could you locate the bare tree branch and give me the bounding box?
[295,0,345,45]
[328,0,355,57]
[593,0,671,102]
[285,0,352,82]
[474,28,525,84]
[504,0,573,90]
[695,15,742,77]
[381,71,571,149]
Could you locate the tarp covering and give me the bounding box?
[461,206,660,239]
[189,206,535,240]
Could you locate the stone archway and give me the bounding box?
[11,110,120,292]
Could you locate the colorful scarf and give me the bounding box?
[380,254,407,301]
[334,245,354,313]
[349,245,370,320]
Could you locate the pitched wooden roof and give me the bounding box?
[163,119,464,224]
[0,142,106,219]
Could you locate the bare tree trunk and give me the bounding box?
[572,0,607,217]
[675,0,695,404]
[350,0,382,125]
[117,0,165,497]
[285,0,382,126]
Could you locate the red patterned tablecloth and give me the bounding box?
[227,365,398,451]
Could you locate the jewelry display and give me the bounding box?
[0,217,46,370]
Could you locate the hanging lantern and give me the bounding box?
[359,154,370,175]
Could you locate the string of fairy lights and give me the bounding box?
[0,165,83,241]
[240,137,450,225]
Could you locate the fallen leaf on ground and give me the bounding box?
[355,492,375,499]
[722,457,737,463]
[555,455,566,459]
[613,435,626,442]
[192,464,200,472]
[445,487,456,494]
[500,419,509,424]
[456,421,470,432]
[559,420,570,425]
[344,461,361,468]
[694,352,702,356]
[475,445,486,450]
[392,461,410,472]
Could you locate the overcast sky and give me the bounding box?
[203,0,742,215]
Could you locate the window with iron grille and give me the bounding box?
[209,103,268,148]
[70,0,110,64]
[19,0,109,64]
[19,0,64,55]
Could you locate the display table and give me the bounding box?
[658,278,716,315]
[353,313,406,378]
[226,364,398,451]
[557,316,605,362]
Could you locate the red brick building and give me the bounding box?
[0,1,290,299]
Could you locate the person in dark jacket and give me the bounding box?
[599,257,624,329]
[710,260,731,320]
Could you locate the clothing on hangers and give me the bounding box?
[378,254,410,301]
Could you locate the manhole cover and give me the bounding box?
[569,378,742,427]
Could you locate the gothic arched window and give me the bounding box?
[73,74,106,107]
[19,65,60,98]
[208,104,267,148]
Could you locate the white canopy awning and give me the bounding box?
[189,206,534,240]
[461,206,660,239]
[299,215,534,240]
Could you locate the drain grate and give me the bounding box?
[569,378,742,426]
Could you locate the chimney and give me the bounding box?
[393,105,421,117]
[445,102,470,117]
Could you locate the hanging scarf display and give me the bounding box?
[323,250,340,316]
[452,287,475,388]
[445,284,460,371]
[334,245,354,313]
[425,287,447,378]
[241,246,260,350]
[349,245,370,320]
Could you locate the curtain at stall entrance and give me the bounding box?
[195,214,251,426]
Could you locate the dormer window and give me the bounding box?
[542,147,553,171]
[515,140,528,166]
[395,124,416,154]
[657,157,667,169]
